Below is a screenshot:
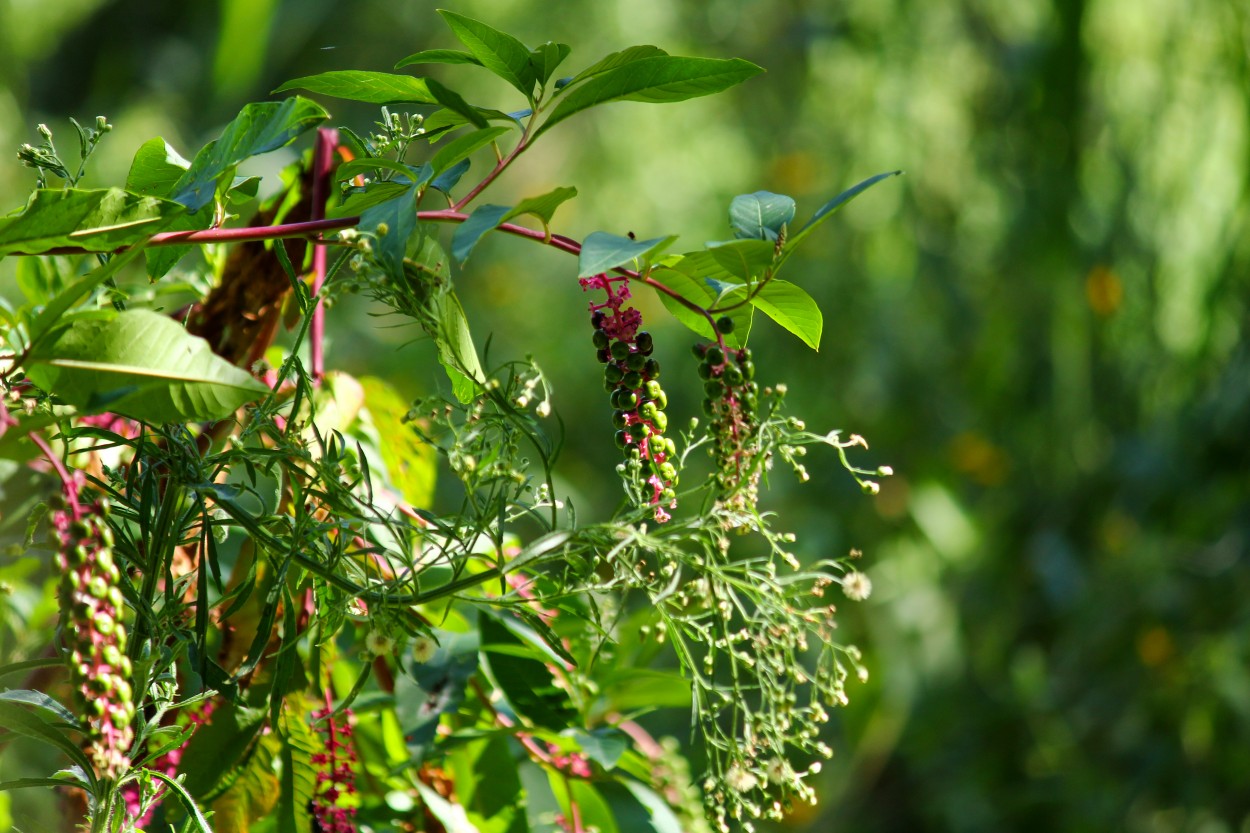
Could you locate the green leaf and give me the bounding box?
[399,629,479,761]
[599,669,692,713]
[651,262,751,348]
[438,10,536,99]
[430,158,472,195]
[335,157,420,184]
[451,203,511,264]
[529,42,572,84]
[25,309,269,423]
[427,78,491,129]
[0,188,183,256]
[538,55,763,137]
[171,97,328,212]
[434,291,486,402]
[125,137,191,197]
[786,170,903,250]
[0,690,77,725]
[706,238,776,280]
[578,231,676,277]
[501,186,576,226]
[27,244,147,354]
[549,778,618,833]
[621,781,686,833]
[146,769,215,833]
[481,613,577,731]
[430,126,510,175]
[729,190,795,241]
[0,701,95,785]
[273,70,438,105]
[572,728,628,770]
[749,279,822,349]
[359,376,437,507]
[446,735,528,833]
[396,48,484,68]
[564,45,668,88]
[327,180,410,219]
[359,183,418,280]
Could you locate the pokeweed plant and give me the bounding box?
[0,11,898,833]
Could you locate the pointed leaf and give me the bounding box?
[651,261,751,347]
[438,10,536,98]
[396,48,484,68]
[729,190,795,241]
[125,137,191,198]
[538,56,763,137]
[427,78,490,129]
[327,180,410,219]
[564,45,668,88]
[749,279,822,349]
[530,41,572,84]
[430,158,472,195]
[0,701,94,783]
[706,238,775,280]
[787,170,902,250]
[359,183,418,280]
[451,203,511,263]
[25,309,269,423]
[577,231,676,277]
[430,126,510,176]
[359,376,437,508]
[501,186,576,226]
[434,291,485,402]
[480,613,577,730]
[274,71,438,105]
[0,689,78,724]
[0,188,183,256]
[170,97,327,212]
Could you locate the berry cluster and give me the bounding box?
[311,703,359,833]
[51,498,134,781]
[695,319,761,515]
[580,273,677,522]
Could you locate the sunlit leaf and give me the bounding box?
[396,48,483,69]
[26,309,269,423]
[729,190,795,241]
[563,45,668,88]
[0,188,182,256]
[785,170,902,251]
[578,231,676,277]
[502,186,576,226]
[538,55,763,137]
[530,41,572,84]
[125,137,191,197]
[438,9,536,98]
[430,126,510,175]
[451,203,511,264]
[749,279,822,349]
[651,260,751,347]
[427,78,490,129]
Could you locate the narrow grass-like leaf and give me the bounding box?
[438,9,536,98]
[729,190,795,241]
[26,309,269,423]
[171,97,327,212]
[0,188,182,256]
[578,231,676,277]
[538,55,763,137]
[749,279,822,349]
[395,48,483,68]
[0,690,78,725]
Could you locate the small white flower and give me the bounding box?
[725,763,759,793]
[411,634,438,663]
[365,630,394,656]
[842,571,872,601]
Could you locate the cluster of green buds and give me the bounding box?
[50,496,134,781]
[695,318,762,516]
[580,272,677,522]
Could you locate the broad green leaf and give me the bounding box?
[749,279,822,349]
[143,211,212,280]
[481,613,577,730]
[427,78,490,129]
[529,42,572,84]
[621,781,686,833]
[430,158,472,195]
[599,669,692,712]
[538,55,763,137]
[572,728,628,770]
[501,186,576,226]
[0,701,95,785]
[273,70,437,105]
[446,736,527,833]
[27,244,147,353]
[399,629,480,761]
[171,97,327,212]
[651,262,751,347]
[435,291,485,402]
[125,137,191,197]
[430,126,510,176]
[25,309,269,423]
[451,203,511,263]
[438,10,536,98]
[577,231,676,277]
[335,157,419,184]
[327,180,410,219]
[706,238,776,280]
[395,48,483,68]
[359,183,418,280]
[0,188,183,256]
[564,45,668,88]
[786,170,903,251]
[549,778,618,833]
[423,107,526,140]
[359,376,437,508]
[729,190,795,241]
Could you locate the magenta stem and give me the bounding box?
[29,432,81,519]
[309,128,339,383]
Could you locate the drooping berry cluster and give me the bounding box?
[311,704,359,833]
[695,318,761,516]
[51,498,134,781]
[580,272,677,522]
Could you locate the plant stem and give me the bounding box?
[308,127,339,383]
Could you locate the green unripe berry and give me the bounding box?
[596,348,610,363]
[653,412,668,432]
[622,371,643,390]
[723,365,744,386]
[615,430,629,449]
[691,343,708,359]
[635,332,654,354]
[645,380,663,399]
[654,391,668,409]
[704,379,724,398]
[628,422,649,441]
[640,402,659,421]
[716,316,735,334]
[592,329,610,349]
[740,360,756,380]
[697,362,714,380]
[659,462,677,481]
[610,341,631,362]
[702,398,716,415]
[625,351,647,372]
[705,346,725,366]
[644,358,661,379]
[605,364,625,384]
[612,410,629,429]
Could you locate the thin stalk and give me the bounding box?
[308,127,339,382]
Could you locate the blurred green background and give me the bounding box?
[2,0,1249,830]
